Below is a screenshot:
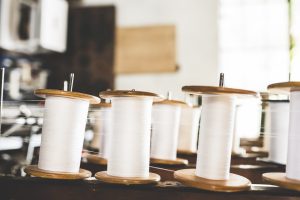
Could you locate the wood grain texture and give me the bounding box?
[263,172,300,192]
[35,89,100,104]
[174,169,251,192]
[115,25,177,74]
[150,158,188,166]
[182,86,257,96]
[95,171,160,185]
[24,165,91,180]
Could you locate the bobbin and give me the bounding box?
[95,90,162,185]
[150,98,189,166]
[25,89,100,180]
[174,84,255,192]
[263,81,300,191]
[85,101,112,165]
[177,103,201,155]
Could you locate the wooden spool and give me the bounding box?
[24,165,91,180]
[27,89,99,179]
[95,171,160,185]
[176,85,255,192]
[96,89,162,185]
[84,153,107,165]
[174,169,251,192]
[263,173,300,192]
[150,158,188,166]
[263,82,300,191]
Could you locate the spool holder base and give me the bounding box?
[174,169,251,192]
[84,153,107,165]
[263,172,300,192]
[95,171,161,185]
[151,157,188,166]
[24,165,91,180]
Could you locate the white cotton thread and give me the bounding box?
[38,96,89,173]
[107,97,153,178]
[286,91,300,180]
[195,95,236,180]
[151,104,181,160]
[90,107,112,159]
[232,97,262,154]
[267,101,289,165]
[177,106,201,153]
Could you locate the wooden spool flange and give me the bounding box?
[267,81,300,94]
[95,171,160,185]
[150,157,188,166]
[174,169,251,192]
[24,165,91,180]
[177,149,197,155]
[99,90,163,102]
[182,86,257,96]
[263,172,300,192]
[84,154,107,165]
[35,89,100,104]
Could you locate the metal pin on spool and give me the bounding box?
[219,73,224,87]
[69,73,74,92]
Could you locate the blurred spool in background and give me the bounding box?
[177,105,201,154]
[151,100,182,161]
[267,99,289,165]
[90,102,112,159]
[232,96,262,155]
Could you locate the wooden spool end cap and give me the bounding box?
[177,149,197,155]
[24,165,91,180]
[174,169,251,192]
[85,154,107,165]
[263,172,300,192]
[182,86,257,96]
[99,90,163,101]
[154,99,189,107]
[35,89,100,104]
[267,81,300,94]
[95,171,160,185]
[150,157,188,166]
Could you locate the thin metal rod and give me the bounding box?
[69,73,74,92]
[219,73,224,87]
[0,68,5,136]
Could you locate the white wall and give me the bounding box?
[83,0,219,99]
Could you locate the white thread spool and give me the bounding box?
[177,106,201,153]
[286,91,300,180]
[267,100,289,165]
[100,91,159,178]
[232,97,262,154]
[35,89,99,174]
[174,85,254,192]
[196,95,236,180]
[90,103,112,159]
[151,101,182,160]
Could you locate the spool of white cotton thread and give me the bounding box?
[174,82,254,192]
[267,100,289,165]
[177,106,201,154]
[95,90,161,185]
[196,95,236,180]
[286,90,300,180]
[24,89,100,179]
[151,100,182,161]
[90,103,112,159]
